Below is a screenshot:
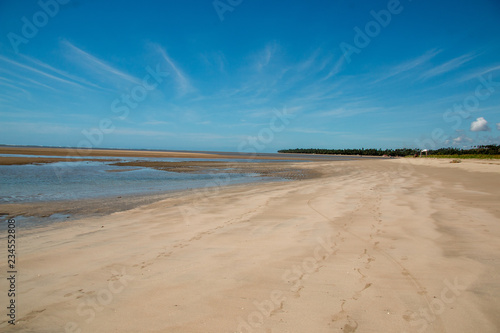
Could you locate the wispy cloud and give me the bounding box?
[200,51,227,74]
[113,128,176,137]
[153,44,194,95]
[143,120,171,125]
[0,55,89,90]
[112,128,239,142]
[0,109,56,119]
[288,128,341,135]
[314,106,382,118]
[419,52,476,81]
[181,132,240,141]
[296,48,322,73]
[20,54,104,90]
[2,122,77,134]
[321,55,346,81]
[457,64,500,83]
[0,77,31,97]
[255,42,278,72]
[0,69,61,93]
[374,48,441,83]
[62,40,142,85]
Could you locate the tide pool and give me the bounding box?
[0,158,283,203]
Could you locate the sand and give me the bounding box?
[0,156,119,166]
[0,146,238,159]
[0,146,335,161]
[1,157,499,332]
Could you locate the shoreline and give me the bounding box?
[0,179,286,227]
[0,158,499,332]
[0,146,371,161]
[0,159,321,222]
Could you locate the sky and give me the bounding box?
[0,0,500,153]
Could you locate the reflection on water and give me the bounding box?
[0,159,282,203]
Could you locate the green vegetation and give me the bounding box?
[278,148,417,157]
[424,154,500,159]
[278,145,500,158]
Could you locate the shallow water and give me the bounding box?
[0,158,283,204]
[0,153,296,163]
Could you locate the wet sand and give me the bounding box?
[0,158,318,220]
[0,157,499,332]
[0,146,327,161]
[0,156,118,166]
[0,146,240,159]
[109,160,321,178]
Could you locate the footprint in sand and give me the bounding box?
[353,283,372,300]
[18,309,46,322]
[343,316,359,333]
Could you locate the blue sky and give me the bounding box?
[1,0,500,152]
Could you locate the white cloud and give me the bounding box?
[470,117,491,131]
[452,133,473,144]
[497,123,500,130]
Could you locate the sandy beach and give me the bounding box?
[1,157,499,332]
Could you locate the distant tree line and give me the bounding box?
[278,145,500,157]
